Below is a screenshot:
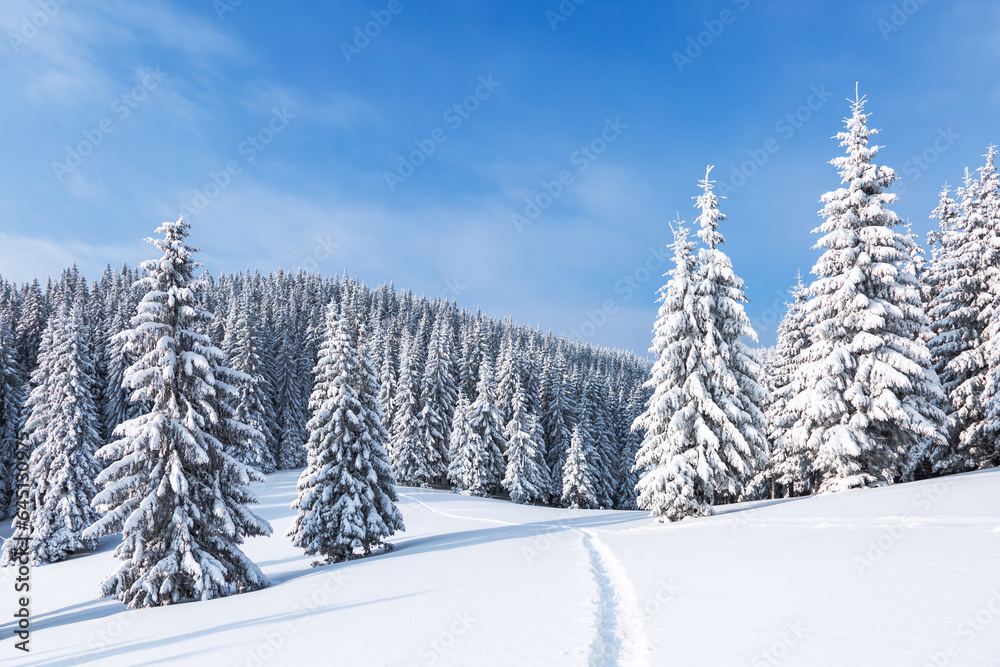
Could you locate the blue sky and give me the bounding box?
[1,0,998,355]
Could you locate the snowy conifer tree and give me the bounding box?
[447,392,481,494]
[420,316,458,483]
[0,304,102,565]
[763,275,815,496]
[378,342,397,436]
[633,224,715,520]
[83,217,272,608]
[615,385,644,510]
[465,358,506,495]
[690,168,770,501]
[390,334,439,487]
[542,356,574,495]
[781,93,947,493]
[502,374,550,504]
[976,148,1000,468]
[289,304,404,563]
[635,166,771,521]
[0,316,23,516]
[228,293,276,474]
[273,306,308,470]
[561,425,599,510]
[101,308,139,442]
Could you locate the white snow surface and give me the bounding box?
[2,468,999,666]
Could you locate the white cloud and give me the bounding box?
[0,233,147,285]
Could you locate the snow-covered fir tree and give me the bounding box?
[635,166,770,521]
[0,315,22,516]
[272,302,308,470]
[100,308,137,443]
[420,315,458,483]
[614,385,644,510]
[0,304,102,565]
[227,293,276,474]
[14,280,47,387]
[924,185,960,315]
[561,424,599,510]
[289,304,404,564]
[502,374,550,504]
[762,275,815,497]
[633,223,715,521]
[390,333,439,487]
[464,357,507,496]
[976,147,1000,468]
[542,355,575,496]
[446,391,481,494]
[83,217,272,608]
[378,341,397,437]
[781,93,947,494]
[690,168,770,502]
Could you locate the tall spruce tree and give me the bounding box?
[541,355,574,496]
[447,392,482,494]
[0,304,102,565]
[83,217,272,608]
[690,167,770,502]
[781,93,947,493]
[227,293,276,474]
[420,316,458,483]
[465,357,506,495]
[764,276,815,497]
[390,334,439,487]
[289,304,404,563]
[0,315,23,517]
[633,223,715,520]
[273,304,308,469]
[502,374,550,505]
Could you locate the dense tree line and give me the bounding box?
[0,229,651,541]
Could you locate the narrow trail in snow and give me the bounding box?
[578,528,650,667]
[399,491,650,666]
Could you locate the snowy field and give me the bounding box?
[2,468,999,666]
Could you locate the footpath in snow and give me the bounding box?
[1,468,998,666]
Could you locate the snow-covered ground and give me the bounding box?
[2,468,999,666]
